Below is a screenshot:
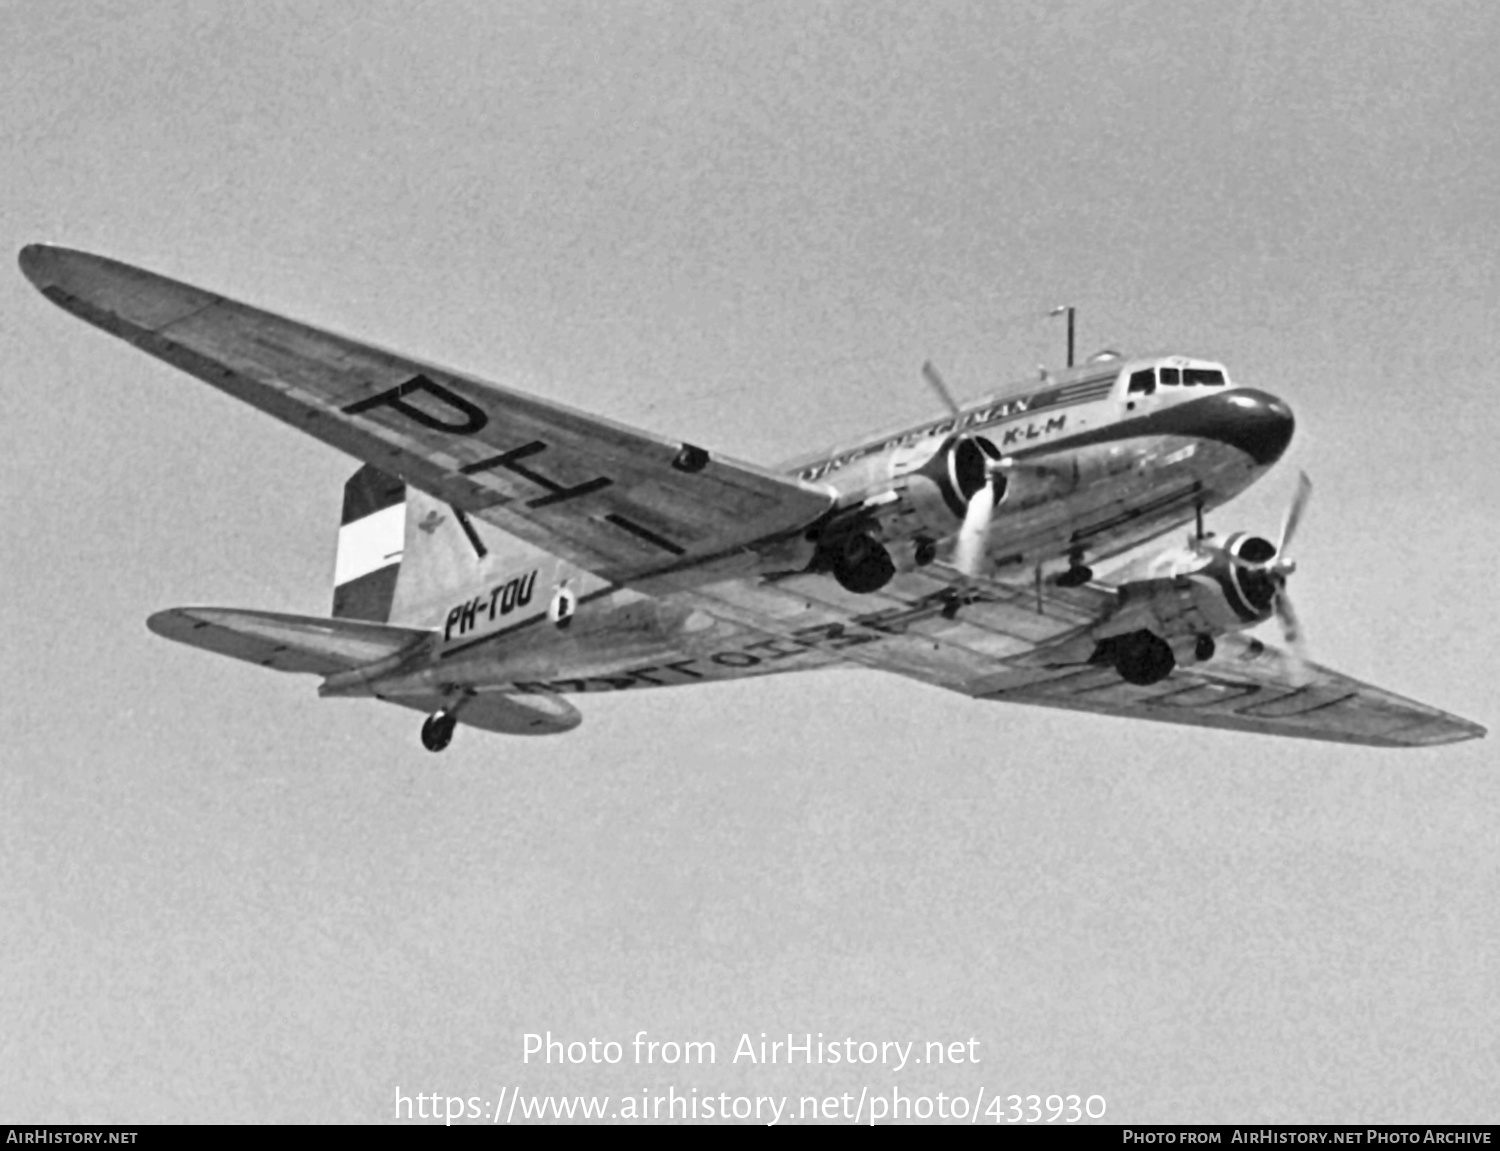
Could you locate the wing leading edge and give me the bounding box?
[20,244,833,590]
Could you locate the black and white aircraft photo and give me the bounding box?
[19,245,1483,752]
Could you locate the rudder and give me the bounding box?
[332,464,405,622]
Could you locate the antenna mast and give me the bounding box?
[1051,304,1076,368]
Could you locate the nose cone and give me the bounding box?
[1219,389,1295,465]
[1160,388,1295,466]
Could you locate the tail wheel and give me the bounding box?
[421,710,457,752]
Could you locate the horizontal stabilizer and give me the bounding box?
[147,607,431,675]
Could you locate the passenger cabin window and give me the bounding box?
[1127,369,1155,395]
[1183,367,1225,386]
[1159,367,1180,386]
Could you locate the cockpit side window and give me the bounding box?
[1127,369,1156,395]
[1183,367,1224,386]
[1159,367,1181,386]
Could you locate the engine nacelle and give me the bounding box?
[889,434,999,535]
[1102,532,1280,643]
[867,435,1080,544]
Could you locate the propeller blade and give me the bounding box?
[1275,592,1312,686]
[1277,471,1313,555]
[921,360,963,419]
[954,479,996,578]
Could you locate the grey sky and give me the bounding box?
[3,0,1497,1124]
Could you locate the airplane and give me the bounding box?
[18,244,1485,751]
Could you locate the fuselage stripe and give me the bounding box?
[795,389,1117,481]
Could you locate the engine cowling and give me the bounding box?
[1214,532,1281,620]
[890,434,1002,535]
[1105,532,1281,642]
[875,435,1077,542]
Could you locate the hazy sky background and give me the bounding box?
[3,0,1497,1124]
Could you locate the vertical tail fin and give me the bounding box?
[388,485,558,629]
[332,464,405,622]
[332,464,566,632]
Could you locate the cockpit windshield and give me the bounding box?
[1127,363,1226,395]
[1182,367,1225,386]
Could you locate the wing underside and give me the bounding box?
[20,245,832,589]
[684,570,1484,748]
[962,633,1484,748]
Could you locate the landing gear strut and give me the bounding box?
[421,709,457,753]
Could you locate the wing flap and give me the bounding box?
[147,608,431,676]
[21,245,833,586]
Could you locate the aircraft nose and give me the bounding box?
[1161,388,1294,466]
[1218,389,1294,465]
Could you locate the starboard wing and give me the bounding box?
[961,632,1485,748]
[683,569,1483,749]
[21,245,833,590]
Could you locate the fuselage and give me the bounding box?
[340,353,1296,701]
[785,352,1292,581]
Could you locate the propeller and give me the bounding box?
[1276,470,1313,556]
[922,361,1006,579]
[1230,472,1313,683]
[921,360,963,418]
[1274,593,1309,683]
[953,478,997,577]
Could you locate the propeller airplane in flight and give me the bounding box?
[18,244,1484,751]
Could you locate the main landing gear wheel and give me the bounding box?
[831,532,895,594]
[1056,546,1092,588]
[1114,630,1176,686]
[1055,565,1093,588]
[421,710,457,753]
[1195,634,1216,662]
[1055,549,1093,588]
